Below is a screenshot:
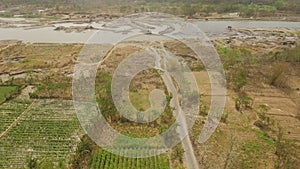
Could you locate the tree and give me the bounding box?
[275,0,288,11]
[182,3,197,17]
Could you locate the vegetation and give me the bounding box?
[71,134,171,169]
[29,80,71,99]
[91,149,170,169]
[217,47,254,69]
[72,135,97,169]
[0,17,299,168]
[170,144,184,168]
[233,68,248,91]
[273,45,300,62]
[0,99,79,169]
[235,95,253,112]
[0,85,19,104]
[95,72,175,138]
[27,157,67,169]
[275,127,299,169]
[0,0,299,18]
[27,157,38,169]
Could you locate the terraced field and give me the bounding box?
[0,99,81,168]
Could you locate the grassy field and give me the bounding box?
[0,86,19,104]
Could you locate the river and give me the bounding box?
[0,19,299,43]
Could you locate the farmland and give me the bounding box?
[0,38,300,168]
[0,99,80,168]
[0,9,300,168]
[91,149,170,169]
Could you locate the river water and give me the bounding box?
[0,20,299,43]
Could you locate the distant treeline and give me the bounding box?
[0,0,296,5]
[143,0,299,12]
[0,0,299,13]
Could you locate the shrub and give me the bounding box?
[268,63,289,88]
[221,111,229,123]
[235,95,253,112]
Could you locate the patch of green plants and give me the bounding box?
[199,104,208,117]
[242,141,261,155]
[221,111,229,123]
[0,85,19,104]
[254,129,275,146]
[170,144,185,169]
[29,76,72,99]
[90,148,170,169]
[238,140,262,168]
[217,47,254,69]
[238,129,275,168]
[27,157,67,169]
[0,99,79,169]
[232,68,247,91]
[274,127,299,169]
[71,135,97,169]
[234,95,253,112]
[0,98,31,133]
[95,72,175,138]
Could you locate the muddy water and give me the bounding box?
[0,20,300,43]
[195,20,300,32]
[0,27,95,43]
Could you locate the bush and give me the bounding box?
[268,63,289,88]
[235,95,253,112]
[29,92,39,99]
[221,111,229,123]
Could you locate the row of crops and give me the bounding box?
[0,99,31,133]
[91,149,170,169]
[0,99,81,169]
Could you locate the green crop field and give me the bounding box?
[0,99,31,136]
[91,149,170,169]
[0,99,80,169]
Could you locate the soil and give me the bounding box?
[0,26,299,168]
